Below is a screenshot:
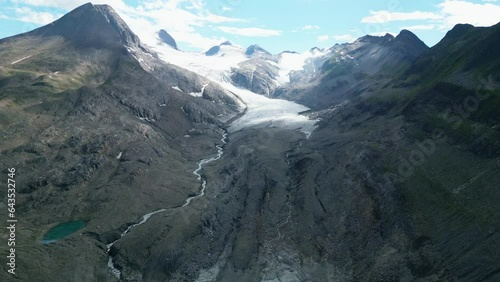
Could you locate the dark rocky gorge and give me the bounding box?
[0,3,499,282]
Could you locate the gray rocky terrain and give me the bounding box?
[0,3,499,282]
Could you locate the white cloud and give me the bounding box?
[438,0,500,29]
[11,0,132,11]
[401,24,435,31]
[217,26,281,37]
[221,6,232,11]
[7,0,250,50]
[117,1,243,50]
[361,1,500,32]
[3,6,61,24]
[361,10,442,23]
[317,35,329,42]
[319,33,360,43]
[332,34,357,43]
[16,7,60,24]
[301,25,320,30]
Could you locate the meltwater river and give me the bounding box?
[106,131,228,279]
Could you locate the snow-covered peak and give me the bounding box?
[245,44,271,56]
[205,41,244,56]
[220,40,233,46]
[309,47,325,53]
[149,39,317,136]
[150,33,331,88]
[275,48,331,85]
[152,40,247,83]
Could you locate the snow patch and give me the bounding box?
[153,42,247,83]
[11,55,32,65]
[275,49,330,85]
[126,46,154,71]
[136,116,155,122]
[172,86,183,92]
[189,84,208,97]
[265,59,279,67]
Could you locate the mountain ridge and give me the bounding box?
[1,3,499,281]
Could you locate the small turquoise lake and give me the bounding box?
[41,220,87,244]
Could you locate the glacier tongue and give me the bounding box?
[220,82,316,136]
[151,42,318,136]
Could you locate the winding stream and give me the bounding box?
[183,132,227,207]
[106,131,228,279]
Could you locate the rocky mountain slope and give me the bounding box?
[266,22,500,281]
[0,3,242,281]
[273,30,429,109]
[0,2,499,282]
[144,21,500,282]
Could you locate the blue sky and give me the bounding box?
[1,0,499,53]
